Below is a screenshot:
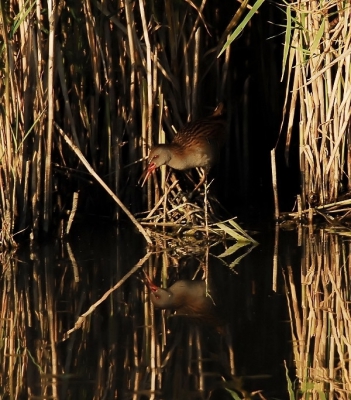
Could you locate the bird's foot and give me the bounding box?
[188,187,206,201]
[173,190,189,202]
[187,190,198,201]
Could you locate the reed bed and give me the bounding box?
[0,0,264,247]
[279,0,351,219]
[283,229,351,398]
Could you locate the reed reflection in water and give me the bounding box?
[0,222,314,399]
[282,228,351,399]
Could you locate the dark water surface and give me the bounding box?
[1,221,349,399]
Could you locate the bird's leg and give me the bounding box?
[170,173,190,203]
[189,168,206,199]
[204,176,209,240]
[203,179,211,302]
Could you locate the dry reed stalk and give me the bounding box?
[220,37,231,101]
[192,27,201,117]
[55,122,152,244]
[43,0,56,233]
[182,33,192,116]
[66,241,79,282]
[66,192,79,235]
[281,1,351,217]
[83,0,101,170]
[124,0,140,175]
[102,20,114,189]
[139,0,153,139]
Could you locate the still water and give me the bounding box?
[1,221,350,399]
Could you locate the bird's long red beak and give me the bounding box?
[143,271,159,293]
[139,163,157,187]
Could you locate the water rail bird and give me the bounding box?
[140,103,226,194]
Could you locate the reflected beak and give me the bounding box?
[139,163,157,187]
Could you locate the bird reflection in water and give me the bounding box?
[142,271,271,399]
[143,271,226,335]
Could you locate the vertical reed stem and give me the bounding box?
[43,0,55,233]
[271,148,280,220]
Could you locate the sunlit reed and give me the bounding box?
[280,1,351,214]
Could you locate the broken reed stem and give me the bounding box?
[66,242,79,282]
[66,191,79,235]
[271,148,279,220]
[163,178,167,233]
[192,27,201,117]
[146,180,179,220]
[63,251,152,339]
[55,123,152,245]
[282,198,351,220]
[297,194,302,220]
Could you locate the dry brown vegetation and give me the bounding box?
[0,0,280,250]
[0,1,350,245]
[0,1,249,246]
[278,0,351,223]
